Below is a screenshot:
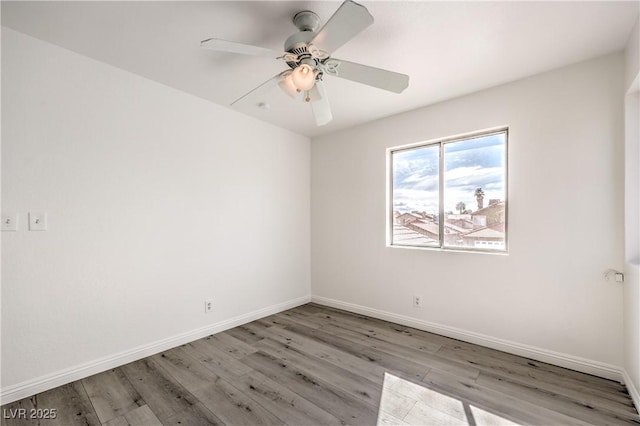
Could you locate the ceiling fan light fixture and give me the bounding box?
[278,72,299,98]
[291,64,316,91]
[203,0,409,127]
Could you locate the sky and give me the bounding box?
[392,133,506,215]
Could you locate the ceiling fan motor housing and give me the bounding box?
[284,31,317,68]
[284,10,323,69]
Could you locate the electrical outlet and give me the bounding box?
[604,269,625,283]
[204,299,213,313]
[413,295,423,308]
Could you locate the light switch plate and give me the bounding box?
[2,213,18,231]
[29,211,47,231]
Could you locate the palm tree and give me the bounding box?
[474,187,485,210]
[456,201,466,214]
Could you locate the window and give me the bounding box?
[389,129,508,252]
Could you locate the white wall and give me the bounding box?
[624,15,640,406]
[625,18,639,93]
[311,53,625,373]
[1,28,310,395]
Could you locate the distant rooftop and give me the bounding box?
[464,227,505,238]
[392,224,436,245]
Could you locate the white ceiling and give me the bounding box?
[2,1,638,138]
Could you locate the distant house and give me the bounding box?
[408,220,440,240]
[392,224,436,245]
[471,201,505,227]
[462,226,506,248]
[447,217,475,230]
[394,203,506,248]
[393,211,441,241]
[395,212,420,226]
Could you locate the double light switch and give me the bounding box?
[1,212,48,231]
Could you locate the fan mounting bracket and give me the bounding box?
[292,11,320,32]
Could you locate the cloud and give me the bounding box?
[393,188,438,213]
[393,147,439,192]
[445,142,505,171]
[445,166,504,190]
[402,173,439,191]
[392,133,506,213]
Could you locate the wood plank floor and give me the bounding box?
[2,303,639,425]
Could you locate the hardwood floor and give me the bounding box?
[2,303,639,425]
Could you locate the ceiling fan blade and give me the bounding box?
[201,38,288,59]
[322,58,409,93]
[310,0,373,55]
[231,72,284,106]
[308,81,332,126]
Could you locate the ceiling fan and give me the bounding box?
[201,0,409,126]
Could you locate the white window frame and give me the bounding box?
[387,127,509,253]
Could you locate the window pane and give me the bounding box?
[443,133,507,251]
[391,145,440,247]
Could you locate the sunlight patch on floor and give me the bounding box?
[376,372,520,425]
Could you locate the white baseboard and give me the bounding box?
[622,369,640,413]
[0,295,311,405]
[311,295,625,383]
